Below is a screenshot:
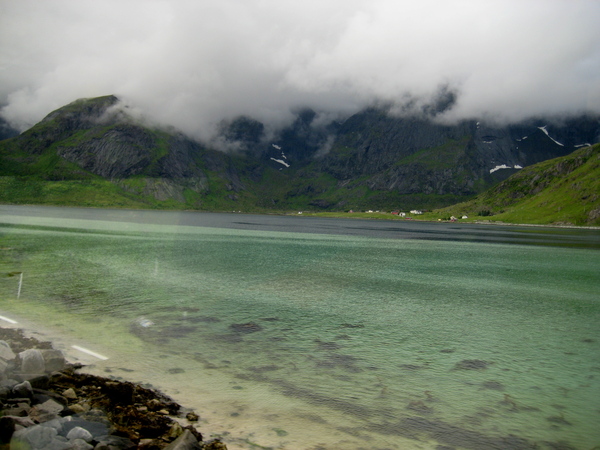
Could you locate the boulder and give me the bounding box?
[19,349,45,374]
[41,349,66,372]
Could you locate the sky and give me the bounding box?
[1,0,599,142]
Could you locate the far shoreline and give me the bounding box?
[2,202,599,231]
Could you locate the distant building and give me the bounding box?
[410,210,423,215]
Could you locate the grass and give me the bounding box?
[432,144,600,226]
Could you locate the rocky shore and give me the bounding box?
[0,327,227,450]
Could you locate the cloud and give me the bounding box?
[1,0,599,141]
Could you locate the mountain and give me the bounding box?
[434,143,600,226]
[0,95,598,215]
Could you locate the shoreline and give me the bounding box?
[0,325,227,449]
[2,203,599,231]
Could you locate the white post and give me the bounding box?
[17,272,23,298]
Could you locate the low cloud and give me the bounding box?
[1,0,599,142]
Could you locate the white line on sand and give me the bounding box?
[71,345,109,360]
[0,315,18,324]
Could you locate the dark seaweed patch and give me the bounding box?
[453,359,491,370]
[188,316,221,323]
[400,364,424,371]
[369,416,537,449]
[480,381,505,391]
[247,365,281,373]
[229,322,263,333]
[315,353,362,373]
[315,340,341,351]
[340,323,365,329]
[407,400,434,414]
[209,333,244,344]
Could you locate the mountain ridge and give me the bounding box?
[0,95,598,221]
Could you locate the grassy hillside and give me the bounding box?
[430,143,600,226]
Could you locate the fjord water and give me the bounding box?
[1,206,599,449]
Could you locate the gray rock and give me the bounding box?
[19,349,45,374]
[70,438,94,449]
[12,380,33,399]
[3,401,31,417]
[67,426,93,442]
[29,398,64,423]
[41,349,66,372]
[0,340,15,361]
[62,416,111,440]
[163,429,202,450]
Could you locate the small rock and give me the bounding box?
[29,398,64,422]
[3,402,31,417]
[186,412,199,422]
[62,388,78,399]
[69,402,91,414]
[163,429,202,450]
[203,439,228,450]
[69,438,94,450]
[67,426,93,442]
[165,421,183,440]
[11,380,33,399]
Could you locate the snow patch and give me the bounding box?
[490,164,522,174]
[270,158,290,167]
[575,143,591,148]
[538,126,564,146]
[272,144,282,150]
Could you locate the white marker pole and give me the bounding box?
[17,272,23,298]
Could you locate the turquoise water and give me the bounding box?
[1,207,599,449]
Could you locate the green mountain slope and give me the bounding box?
[1,95,598,224]
[434,143,600,226]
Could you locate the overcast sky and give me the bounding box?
[1,0,599,141]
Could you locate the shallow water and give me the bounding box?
[1,206,599,449]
